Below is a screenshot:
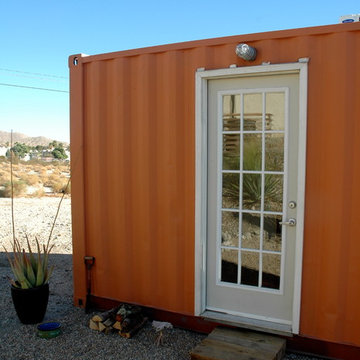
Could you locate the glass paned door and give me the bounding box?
[206,73,300,326]
[220,91,286,291]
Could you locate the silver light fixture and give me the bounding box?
[235,43,257,61]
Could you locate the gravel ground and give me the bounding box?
[0,197,326,360]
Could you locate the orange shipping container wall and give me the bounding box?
[69,23,360,347]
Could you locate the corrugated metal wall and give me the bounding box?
[69,23,360,346]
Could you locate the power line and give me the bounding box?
[0,67,68,80]
[0,82,69,93]
[2,71,68,83]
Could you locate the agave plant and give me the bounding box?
[4,235,54,289]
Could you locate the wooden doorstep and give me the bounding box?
[191,326,286,360]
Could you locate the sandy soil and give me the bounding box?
[0,197,72,254]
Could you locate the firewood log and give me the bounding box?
[119,317,148,339]
[103,318,115,327]
[92,306,119,322]
[121,313,144,332]
[98,322,107,332]
[89,319,100,331]
[112,321,122,330]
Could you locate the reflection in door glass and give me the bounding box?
[265,93,285,130]
[222,211,239,247]
[221,248,238,283]
[241,251,259,286]
[263,215,282,252]
[222,173,239,209]
[242,174,261,211]
[262,253,281,289]
[241,213,260,250]
[223,134,240,170]
[264,174,283,212]
[243,134,262,171]
[223,95,241,131]
[265,134,284,171]
[244,93,262,131]
[220,90,286,290]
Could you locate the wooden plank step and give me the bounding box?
[191,326,286,360]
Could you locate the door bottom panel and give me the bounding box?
[202,309,292,336]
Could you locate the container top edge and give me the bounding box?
[69,22,360,64]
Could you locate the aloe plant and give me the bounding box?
[4,235,54,289]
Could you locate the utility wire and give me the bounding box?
[2,71,68,83]
[0,82,69,93]
[0,67,68,79]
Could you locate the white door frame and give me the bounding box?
[194,60,308,334]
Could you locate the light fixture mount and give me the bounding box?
[235,43,257,61]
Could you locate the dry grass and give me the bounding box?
[0,158,70,197]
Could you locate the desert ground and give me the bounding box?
[0,192,323,359]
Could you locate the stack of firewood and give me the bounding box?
[89,303,148,338]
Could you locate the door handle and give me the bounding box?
[280,218,296,226]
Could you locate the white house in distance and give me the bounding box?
[0,146,9,157]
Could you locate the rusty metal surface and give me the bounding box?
[69,22,360,346]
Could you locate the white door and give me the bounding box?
[205,72,302,332]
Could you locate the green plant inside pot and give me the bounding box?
[4,235,54,324]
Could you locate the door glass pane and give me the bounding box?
[265,92,285,130]
[263,215,282,252]
[262,253,281,290]
[244,93,262,131]
[242,173,261,210]
[241,251,259,286]
[219,90,286,291]
[222,173,239,209]
[221,248,238,283]
[223,95,240,131]
[222,211,239,247]
[264,174,283,212]
[223,134,240,170]
[243,134,262,171]
[241,213,260,250]
[265,134,284,171]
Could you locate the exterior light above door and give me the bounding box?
[235,43,257,61]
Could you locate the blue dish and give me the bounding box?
[37,322,61,339]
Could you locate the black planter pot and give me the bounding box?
[11,283,49,324]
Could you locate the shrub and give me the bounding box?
[51,179,71,194]
[22,174,40,186]
[30,188,45,198]
[0,180,27,198]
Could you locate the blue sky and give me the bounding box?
[0,1,358,143]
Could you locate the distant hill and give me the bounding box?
[0,131,69,147]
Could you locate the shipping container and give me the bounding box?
[69,22,360,358]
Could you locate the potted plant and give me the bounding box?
[5,235,54,324]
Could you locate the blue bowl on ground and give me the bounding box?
[37,322,61,339]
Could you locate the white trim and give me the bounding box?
[194,61,308,335]
[194,75,208,316]
[206,306,292,326]
[291,62,308,335]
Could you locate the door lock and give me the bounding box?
[288,201,297,209]
[280,218,296,226]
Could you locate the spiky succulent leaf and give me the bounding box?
[24,254,36,287]
[35,251,45,286]
[26,234,37,272]
[44,265,55,284]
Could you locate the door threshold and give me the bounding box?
[201,310,293,337]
